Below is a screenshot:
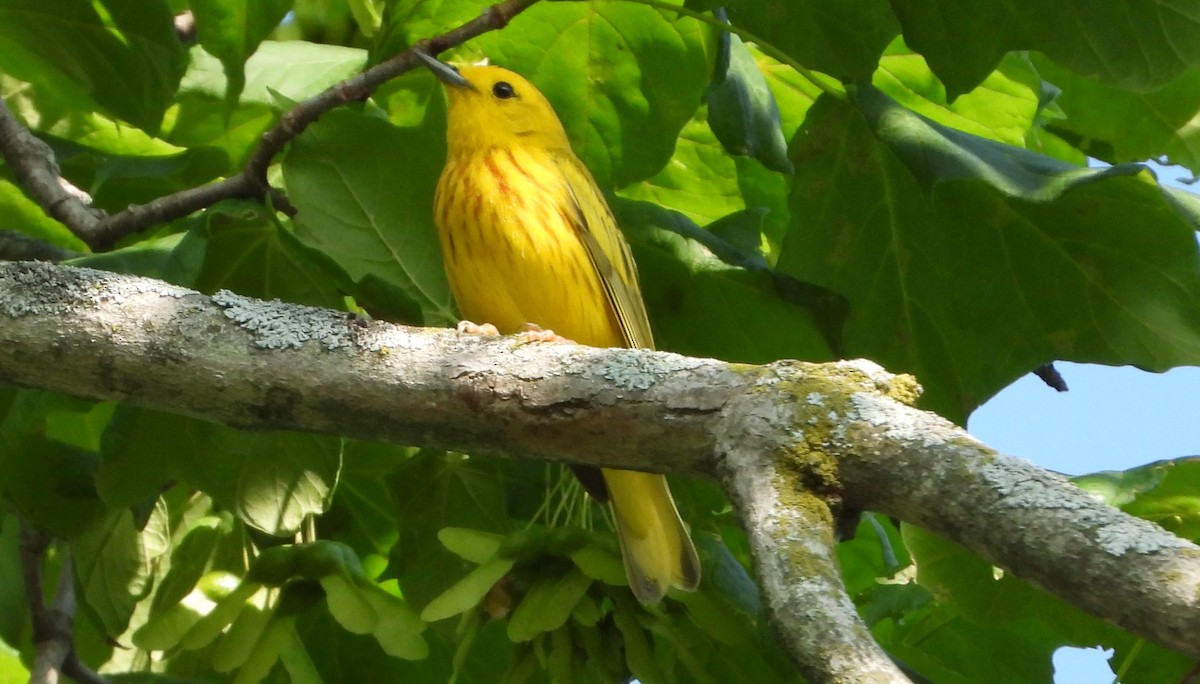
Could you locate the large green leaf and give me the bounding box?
[0,0,186,132]
[873,41,1041,147]
[615,199,835,363]
[778,87,1200,421]
[890,0,1200,99]
[618,108,745,227]
[164,40,367,169]
[1075,457,1200,542]
[191,201,349,309]
[179,40,366,109]
[0,392,106,538]
[385,451,509,609]
[893,526,1115,682]
[100,408,341,536]
[472,0,717,187]
[191,0,294,106]
[74,506,171,636]
[722,0,899,82]
[70,230,207,287]
[372,0,485,61]
[1032,55,1200,175]
[283,107,455,326]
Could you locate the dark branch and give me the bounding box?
[0,99,107,241]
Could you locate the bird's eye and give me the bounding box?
[492,81,516,99]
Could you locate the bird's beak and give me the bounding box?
[416,51,474,90]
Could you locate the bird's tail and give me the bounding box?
[603,469,701,604]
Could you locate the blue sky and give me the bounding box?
[967,164,1200,683]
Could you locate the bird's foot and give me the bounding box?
[456,320,500,336]
[519,323,572,344]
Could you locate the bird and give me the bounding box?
[420,52,701,604]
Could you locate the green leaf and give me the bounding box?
[179,579,261,650]
[0,639,28,682]
[439,528,505,565]
[612,593,665,684]
[211,602,274,672]
[837,514,909,596]
[231,612,292,683]
[69,230,207,287]
[473,0,718,187]
[362,584,428,660]
[197,431,342,536]
[778,87,1200,420]
[724,0,899,82]
[386,451,509,609]
[1032,55,1200,174]
[873,41,1041,147]
[1081,457,1200,541]
[317,441,412,557]
[0,180,88,252]
[371,0,485,63]
[614,199,835,364]
[0,0,187,132]
[192,201,350,309]
[894,525,1119,681]
[191,0,293,106]
[0,516,30,648]
[0,392,105,538]
[72,153,230,217]
[321,574,380,634]
[568,545,626,587]
[619,107,746,227]
[74,506,171,636]
[149,514,232,616]
[283,108,455,325]
[889,0,1200,98]
[706,26,793,174]
[180,41,366,110]
[101,408,342,536]
[419,555,515,623]
[506,568,593,642]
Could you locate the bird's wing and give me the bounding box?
[553,152,655,351]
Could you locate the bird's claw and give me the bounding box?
[456,320,500,336]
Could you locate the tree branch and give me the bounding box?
[0,0,544,252]
[0,99,107,239]
[2,262,1199,677]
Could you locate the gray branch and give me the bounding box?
[2,261,1199,680]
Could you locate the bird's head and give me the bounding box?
[420,54,572,154]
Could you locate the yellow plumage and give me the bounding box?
[428,61,700,604]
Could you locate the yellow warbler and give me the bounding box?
[423,55,700,604]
